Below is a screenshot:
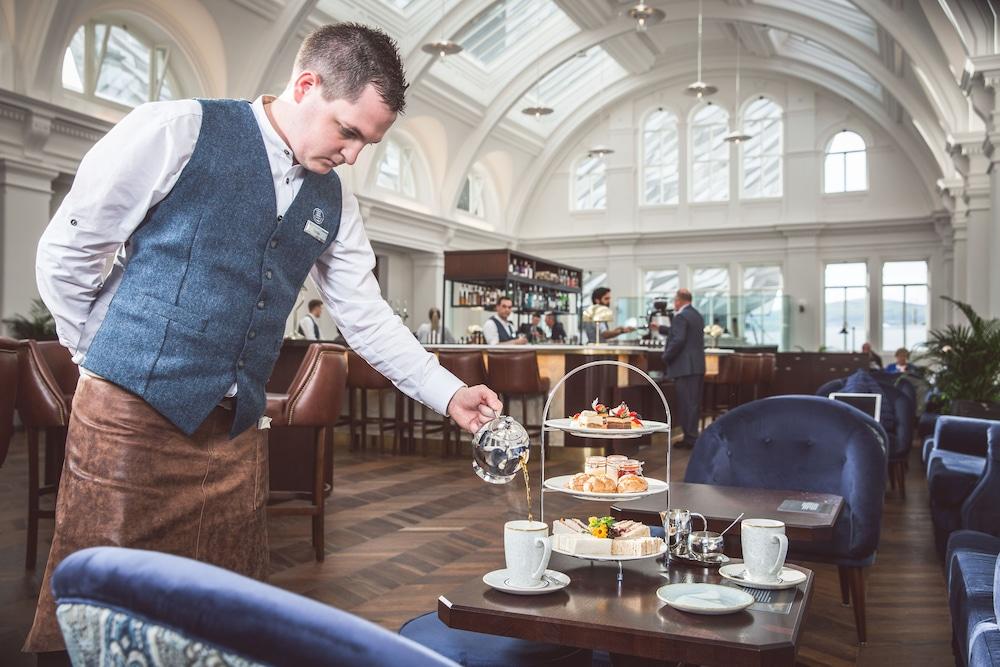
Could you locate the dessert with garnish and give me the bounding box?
[570,399,643,430]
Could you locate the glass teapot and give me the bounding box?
[472,412,529,484]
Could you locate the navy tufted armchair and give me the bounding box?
[52,547,459,667]
[686,395,887,645]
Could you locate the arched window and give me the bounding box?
[641,109,679,205]
[824,130,867,193]
[741,98,783,199]
[690,104,729,202]
[574,155,606,210]
[376,139,416,197]
[458,172,486,218]
[62,20,178,107]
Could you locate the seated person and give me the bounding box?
[545,311,567,343]
[415,307,454,344]
[886,347,910,374]
[517,312,546,343]
[862,342,883,369]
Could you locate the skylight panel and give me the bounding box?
[531,46,624,108]
[458,0,562,67]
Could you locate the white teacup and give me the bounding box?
[504,520,552,588]
[741,519,788,583]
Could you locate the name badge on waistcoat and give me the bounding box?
[303,207,328,243]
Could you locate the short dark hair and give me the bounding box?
[296,23,408,114]
[308,299,323,310]
[531,311,542,319]
[591,287,611,304]
[496,296,513,308]
[895,347,909,357]
[675,288,693,303]
[428,307,441,319]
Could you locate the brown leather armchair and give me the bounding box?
[0,337,18,468]
[266,343,347,562]
[17,340,78,568]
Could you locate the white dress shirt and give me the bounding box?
[36,97,465,415]
[483,316,515,345]
[298,314,320,340]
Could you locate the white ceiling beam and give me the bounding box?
[236,0,320,98]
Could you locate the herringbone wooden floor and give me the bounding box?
[0,430,953,666]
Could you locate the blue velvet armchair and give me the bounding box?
[931,425,1000,558]
[946,530,1000,666]
[51,547,459,667]
[686,395,887,645]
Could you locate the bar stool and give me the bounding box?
[701,353,742,428]
[266,343,347,562]
[486,351,550,437]
[436,351,489,457]
[16,340,78,569]
[0,337,17,468]
[736,352,761,406]
[758,353,777,399]
[346,351,406,455]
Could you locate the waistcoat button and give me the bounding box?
[237,359,245,369]
[264,270,273,280]
[270,239,278,249]
[277,215,283,222]
[257,300,265,309]
[248,330,256,339]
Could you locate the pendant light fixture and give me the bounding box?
[588,56,615,158]
[684,0,717,98]
[522,61,553,119]
[724,38,752,144]
[627,2,665,32]
[421,0,462,58]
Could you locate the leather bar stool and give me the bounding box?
[436,351,489,457]
[0,337,18,468]
[486,351,550,437]
[736,352,761,406]
[701,353,742,428]
[16,340,78,569]
[758,353,777,398]
[266,343,347,562]
[346,351,406,455]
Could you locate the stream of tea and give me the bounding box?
[520,452,532,523]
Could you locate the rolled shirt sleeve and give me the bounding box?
[310,192,465,416]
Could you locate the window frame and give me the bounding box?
[823,130,868,194]
[880,259,930,351]
[572,154,608,211]
[375,138,418,199]
[689,103,731,203]
[741,264,784,346]
[823,260,869,351]
[640,108,680,206]
[739,97,784,200]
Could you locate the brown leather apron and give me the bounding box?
[24,374,269,653]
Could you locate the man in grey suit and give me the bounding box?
[663,289,705,449]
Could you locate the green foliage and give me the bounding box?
[2,298,57,340]
[918,297,1000,405]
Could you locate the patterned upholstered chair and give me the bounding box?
[686,395,887,645]
[52,547,459,667]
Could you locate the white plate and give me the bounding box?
[718,564,807,590]
[656,583,755,615]
[553,540,668,562]
[543,474,668,501]
[482,569,570,595]
[544,418,669,439]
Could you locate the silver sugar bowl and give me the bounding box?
[471,414,529,484]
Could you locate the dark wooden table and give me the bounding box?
[610,482,844,542]
[439,554,814,666]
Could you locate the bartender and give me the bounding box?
[297,299,323,339]
[582,287,635,343]
[483,296,525,345]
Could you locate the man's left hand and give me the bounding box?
[448,385,503,433]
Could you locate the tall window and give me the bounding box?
[642,109,679,205]
[63,21,177,107]
[741,98,783,199]
[693,267,730,330]
[824,131,867,193]
[690,104,729,202]
[376,140,416,197]
[824,262,868,351]
[882,261,929,350]
[644,269,679,312]
[742,266,783,346]
[458,173,486,217]
[574,155,607,210]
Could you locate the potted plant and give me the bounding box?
[2,298,58,340]
[919,297,1000,414]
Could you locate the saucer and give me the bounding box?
[483,569,570,595]
[656,583,754,615]
[719,564,807,590]
[668,549,730,568]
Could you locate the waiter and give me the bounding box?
[28,23,501,659]
[483,296,526,345]
[662,289,705,449]
[298,299,323,339]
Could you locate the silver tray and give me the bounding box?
[667,548,730,568]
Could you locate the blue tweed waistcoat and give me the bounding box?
[83,99,342,437]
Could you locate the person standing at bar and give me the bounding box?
[663,288,705,449]
[416,307,454,344]
[28,23,502,661]
[298,299,323,339]
[582,287,635,343]
[483,296,526,345]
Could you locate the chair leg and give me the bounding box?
[360,390,369,454]
[837,566,851,606]
[443,418,453,458]
[348,388,358,451]
[846,566,867,645]
[377,390,386,454]
[312,428,326,562]
[26,428,40,570]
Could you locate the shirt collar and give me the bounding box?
[676,303,688,314]
[252,96,297,168]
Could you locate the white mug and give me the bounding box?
[741,519,788,583]
[504,520,552,588]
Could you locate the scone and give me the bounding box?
[617,474,649,493]
[583,475,618,494]
[566,472,593,491]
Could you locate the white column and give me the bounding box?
[965,181,991,316]
[412,251,445,331]
[989,155,1000,318]
[782,230,820,351]
[0,159,56,332]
